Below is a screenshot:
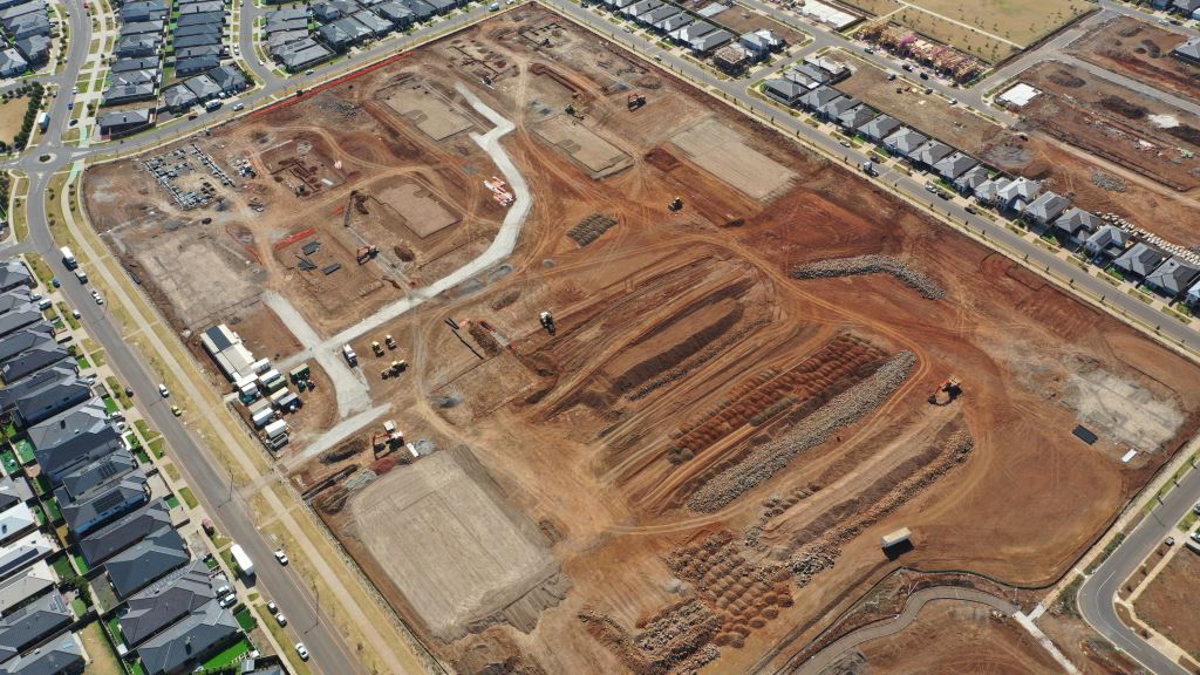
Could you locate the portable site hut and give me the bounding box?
[251,407,275,428]
[289,363,311,382]
[263,419,288,439]
[881,527,911,549]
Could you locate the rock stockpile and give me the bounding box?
[688,352,916,513]
[791,255,946,300]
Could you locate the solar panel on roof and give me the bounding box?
[92,491,127,514]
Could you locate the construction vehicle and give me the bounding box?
[372,341,383,357]
[385,335,396,349]
[668,197,683,212]
[539,311,556,336]
[390,360,407,374]
[372,420,404,456]
[356,245,378,264]
[928,377,962,405]
[627,92,646,111]
[342,344,357,366]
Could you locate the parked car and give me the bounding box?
[90,290,103,305]
[277,613,288,626]
[295,643,309,661]
[220,594,237,608]
[267,601,278,614]
[274,549,289,566]
[216,585,232,597]
[158,384,170,397]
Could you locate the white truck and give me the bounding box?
[342,344,357,366]
[60,246,76,269]
[230,544,255,577]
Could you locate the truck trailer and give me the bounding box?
[231,544,255,577]
[881,527,912,550]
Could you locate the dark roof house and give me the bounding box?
[79,499,172,567]
[106,526,189,599]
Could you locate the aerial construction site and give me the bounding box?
[81,6,1200,674]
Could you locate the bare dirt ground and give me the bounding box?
[836,57,1008,155]
[1132,548,1200,661]
[1069,15,1200,103]
[833,601,1060,674]
[711,7,808,46]
[84,6,1200,675]
[1016,60,1200,191]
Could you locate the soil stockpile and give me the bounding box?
[791,255,945,300]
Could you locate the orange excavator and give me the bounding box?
[627,92,646,111]
[928,377,962,405]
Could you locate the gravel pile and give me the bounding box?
[688,352,916,513]
[791,255,945,300]
[1091,170,1127,192]
[343,469,378,492]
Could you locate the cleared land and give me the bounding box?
[1016,60,1200,192]
[1069,15,1200,103]
[83,6,1200,675]
[1132,548,1200,661]
[0,98,27,146]
[843,0,1091,62]
[846,601,1061,674]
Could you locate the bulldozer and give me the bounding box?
[539,311,556,336]
[627,92,646,111]
[928,377,962,405]
[668,197,684,212]
[371,341,384,357]
[385,334,397,350]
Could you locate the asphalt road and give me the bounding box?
[6,0,1200,673]
[1079,467,1200,675]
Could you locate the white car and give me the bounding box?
[158,384,170,397]
[90,289,103,305]
[295,643,309,661]
[267,601,278,614]
[277,613,288,626]
[215,585,232,597]
[274,549,289,565]
[220,594,237,608]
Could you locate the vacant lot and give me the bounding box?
[1018,60,1200,191]
[0,97,27,147]
[844,0,1091,61]
[1133,548,1200,660]
[1070,15,1200,103]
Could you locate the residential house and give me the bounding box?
[1172,0,1200,16]
[266,29,308,53]
[172,33,222,50]
[671,20,715,45]
[0,291,32,317]
[115,35,161,58]
[56,467,148,538]
[641,4,677,29]
[3,13,49,40]
[120,20,165,36]
[173,23,223,39]
[738,29,783,61]
[58,449,137,502]
[0,561,53,617]
[266,15,307,34]
[174,45,223,60]
[0,343,69,388]
[1113,241,1167,279]
[111,57,158,73]
[310,0,342,20]
[0,633,84,675]
[183,74,221,102]
[657,11,691,33]
[799,85,842,113]
[102,83,157,106]
[802,54,848,83]
[175,56,220,77]
[352,9,393,37]
[0,329,51,365]
[208,64,248,95]
[136,599,240,675]
[623,0,661,20]
[837,104,876,131]
[0,263,32,295]
[0,479,30,511]
[0,310,41,341]
[374,2,413,27]
[119,560,216,647]
[1023,190,1069,226]
[177,0,223,14]
[762,78,804,107]
[424,0,455,14]
[1083,224,1130,260]
[397,0,435,21]
[1054,206,1101,244]
[1174,37,1200,65]
[690,28,735,55]
[317,18,365,51]
[882,127,928,157]
[0,532,51,583]
[953,164,989,195]
[0,591,71,662]
[274,37,332,71]
[1186,278,1200,307]
[0,504,33,548]
[973,175,1011,206]
[857,113,899,143]
[106,526,189,599]
[995,176,1041,214]
[909,139,952,169]
[1145,256,1200,299]
[97,109,154,137]
[108,69,156,89]
[933,151,977,182]
[266,6,308,22]
[0,1,43,22]
[175,12,225,27]
[8,369,89,429]
[29,398,123,483]
[79,500,172,568]
[13,35,48,65]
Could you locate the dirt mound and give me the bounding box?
[322,436,366,465]
[393,244,415,261]
[455,629,550,675]
[579,599,721,675]
[567,213,618,247]
[491,289,521,310]
[1098,95,1147,120]
[470,323,503,357]
[1047,69,1086,88]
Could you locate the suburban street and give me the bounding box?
[4,0,1199,672]
[1079,466,1200,675]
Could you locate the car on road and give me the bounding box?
[965,205,977,215]
[1192,531,1200,545]
[1193,502,1200,516]
[124,387,134,398]
[295,643,309,661]
[863,47,873,54]
[839,140,851,148]
[171,405,183,417]
[274,549,289,565]
[924,182,936,193]
[72,309,81,319]
[159,384,170,397]
[1165,536,1175,546]
[51,278,60,288]
[67,101,73,109]
[277,613,288,626]
[91,290,103,305]
[233,103,244,111]
[887,73,896,81]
